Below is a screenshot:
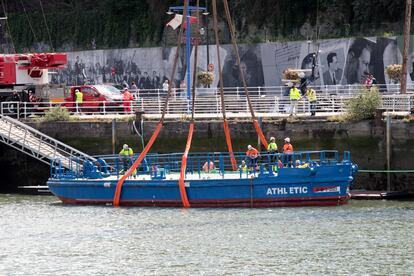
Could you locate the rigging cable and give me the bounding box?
[212,0,237,171]
[177,0,203,208]
[20,0,39,43]
[113,0,190,207]
[38,0,54,52]
[222,0,268,149]
[1,0,15,53]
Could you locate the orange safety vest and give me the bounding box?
[283,143,293,153]
[123,90,133,101]
[246,148,259,158]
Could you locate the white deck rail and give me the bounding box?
[1,86,413,118]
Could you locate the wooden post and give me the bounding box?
[401,0,412,94]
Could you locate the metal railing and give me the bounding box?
[0,114,97,169]
[50,150,353,179]
[1,86,413,118]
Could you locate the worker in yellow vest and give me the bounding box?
[75,89,83,114]
[119,144,135,176]
[306,87,317,116]
[267,137,278,171]
[289,84,301,116]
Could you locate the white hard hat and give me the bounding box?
[75,89,79,92]
[247,145,252,150]
[123,144,128,149]
[270,137,275,141]
[284,137,290,143]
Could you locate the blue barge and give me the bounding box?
[47,150,357,208]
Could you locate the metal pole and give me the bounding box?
[386,114,391,192]
[186,5,191,113]
[112,118,116,155]
[206,22,210,68]
[205,0,210,70]
[257,117,262,149]
[401,0,412,94]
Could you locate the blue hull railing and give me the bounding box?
[50,150,353,180]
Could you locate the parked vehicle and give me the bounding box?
[0,53,67,116]
[64,85,124,113]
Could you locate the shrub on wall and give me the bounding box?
[385,64,402,83]
[346,87,382,121]
[43,107,71,122]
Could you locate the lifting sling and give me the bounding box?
[113,0,190,207]
[222,0,268,149]
[176,0,203,208]
[212,0,237,171]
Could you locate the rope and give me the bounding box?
[1,0,15,53]
[160,2,189,124]
[222,0,268,149]
[359,170,414,173]
[113,0,189,207]
[212,0,237,169]
[113,123,162,207]
[132,119,145,150]
[20,0,39,43]
[38,0,54,52]
[212,0,227,120]
[176,0,203,208]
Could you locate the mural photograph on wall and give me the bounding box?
[54,35,413,93]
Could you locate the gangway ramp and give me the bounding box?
[0,115,97,170]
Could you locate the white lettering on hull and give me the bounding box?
[267,186,308,195]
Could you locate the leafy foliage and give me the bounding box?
[283,69,300,81]
[3,0,408,51]
[345,87,382,121]
[197,71,214,86]
[385,64,402,83]
[43,107,71,122]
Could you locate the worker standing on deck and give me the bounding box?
[202,160,216,172]
[267,137,278,171]
[238,160,247,172]
[119,144,134,174]
[282,137,294,167]
[75,89,83,114]
[246,145,259,171]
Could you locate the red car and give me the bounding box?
[64,85,124,113]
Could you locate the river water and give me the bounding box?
[0,194,413,275]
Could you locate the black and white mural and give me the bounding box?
[54,35,413,92]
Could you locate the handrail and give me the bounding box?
[51,150,352,179]
[0,114,97,162]
[2,92,413,118]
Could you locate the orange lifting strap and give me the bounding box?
[223,119,237,171]
[177,123,194,208]
[222,0,268,150]
[253,119,268,149]
[113,123,162,207]
[113,0,190,207]
[212,0,237,170]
